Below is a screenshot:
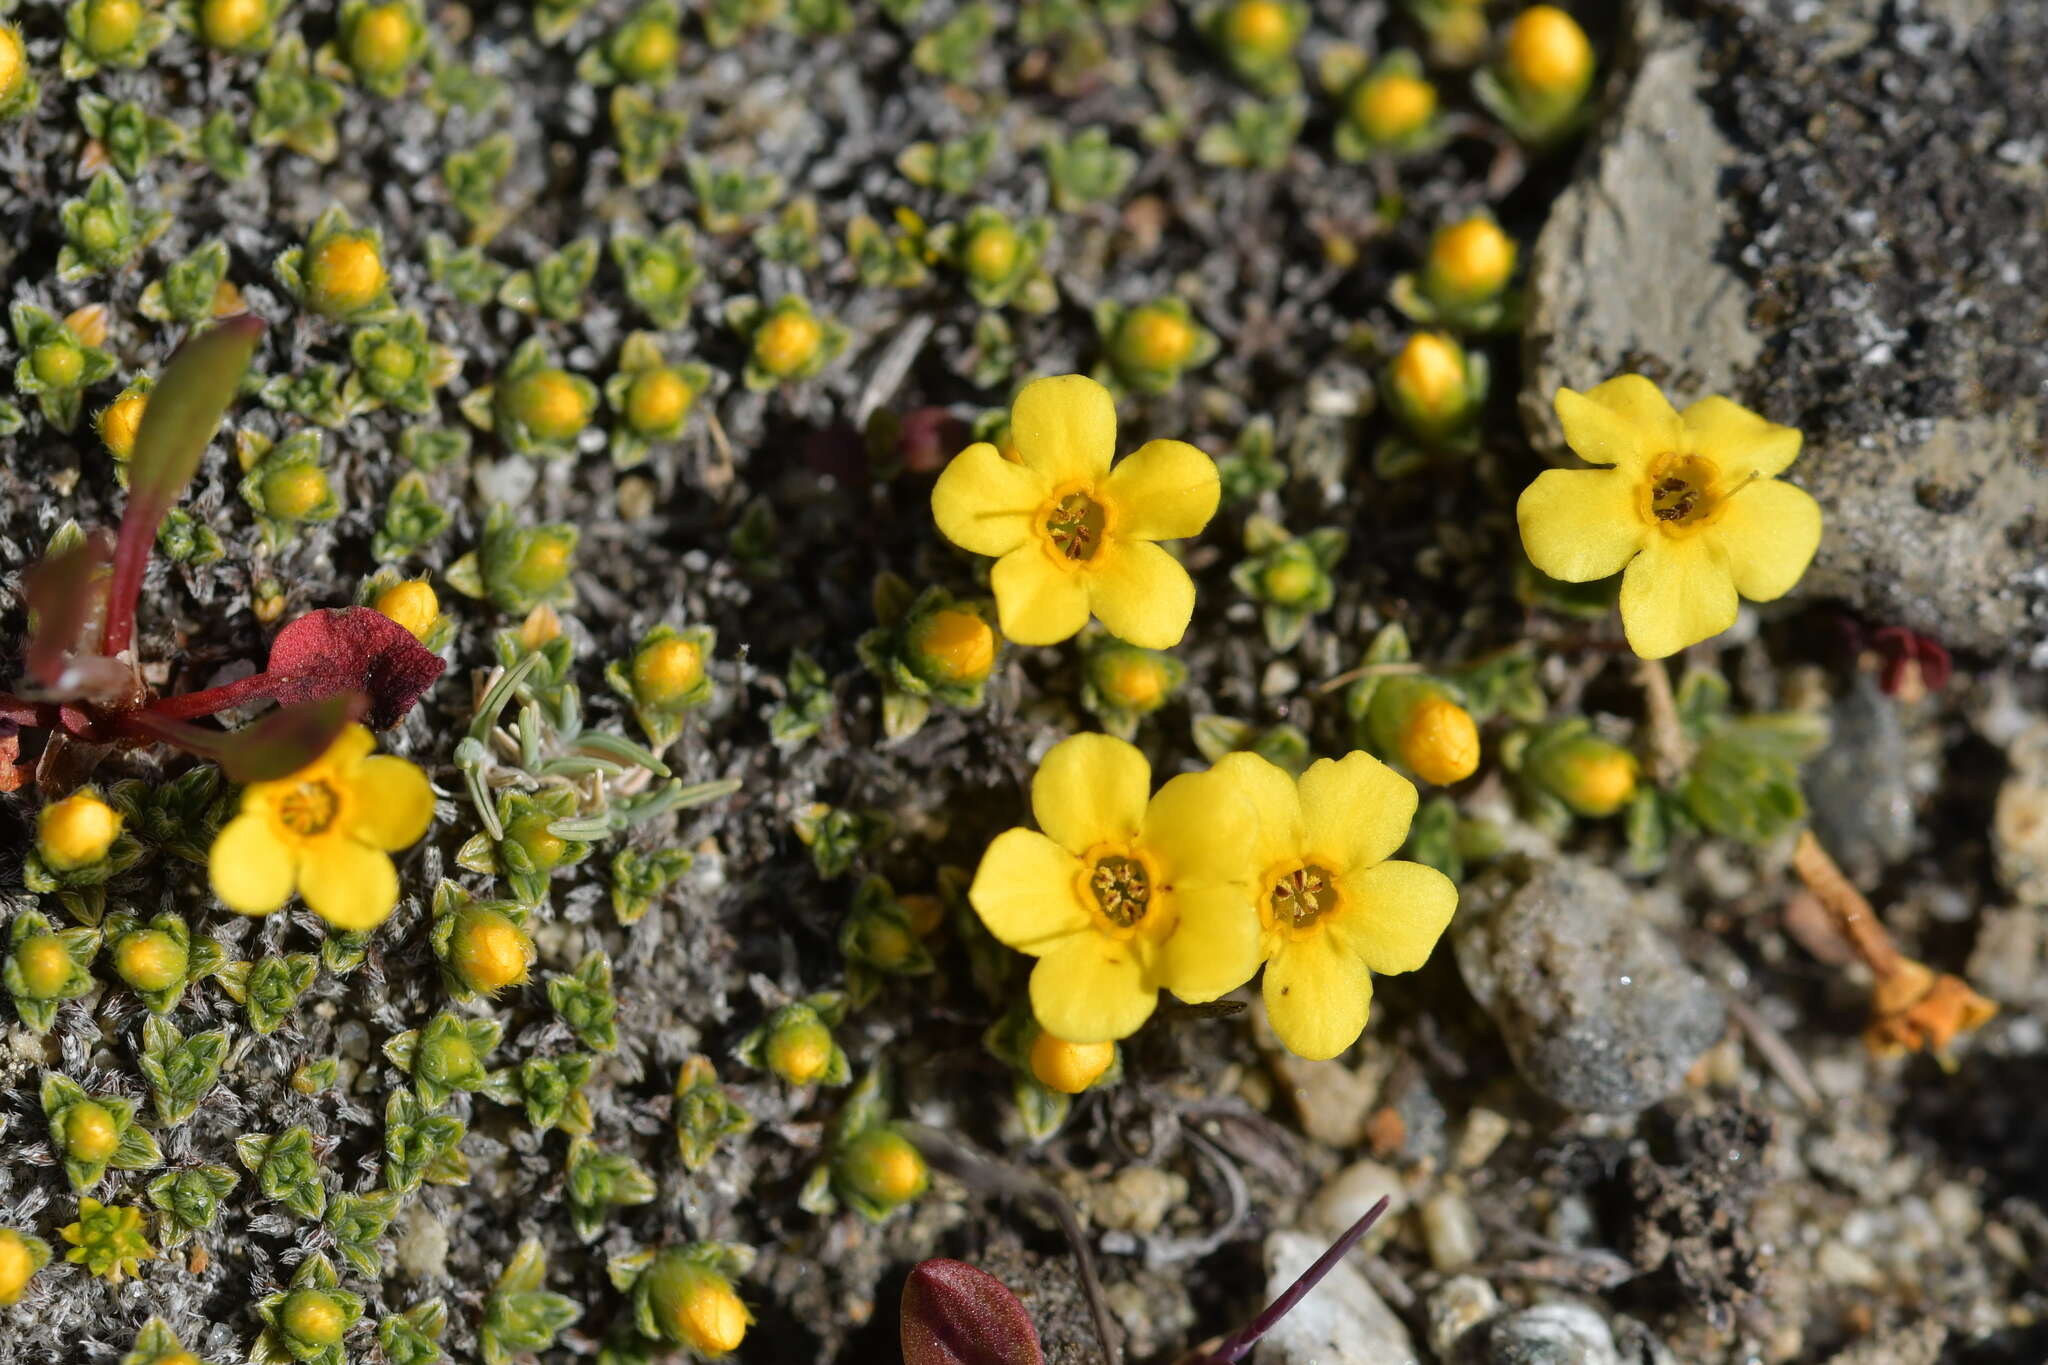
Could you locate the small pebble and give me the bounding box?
[1421,1187,1481,1272]
[1306,1159,1406,1254]
[1454,1106,1513,1170]
[1425,1275,1501,1358]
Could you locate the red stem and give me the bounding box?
[1207,1197,1391,1364]
[144,671,279,721]
[0,694,62,729]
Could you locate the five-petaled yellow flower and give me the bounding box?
[209,725,434,931]
[932,375,1220,650]
[1518,375,1821,659]
[1211,751,1457,1060]
[968,734,1260,1043]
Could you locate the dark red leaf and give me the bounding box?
[22,529,115,688]
[901,1260,1045,1365]
[123,693,360,782]
[105,314,264,657]
[257,607,446,729]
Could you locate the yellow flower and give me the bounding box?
[1029,1031,1114,1094]
[1211,750,1457,1060]
[931,375,1220,649]
[1517,375,1821,659]
[208,725,434,930]
[38,792,122,870]
[1504,4,1592,99]
[967,734,1259,1042]
[373,579,440,641]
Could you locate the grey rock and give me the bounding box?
[1426,1274,1503,1359]
[1803,675,1914,884]
[1478,1304,1623,1365]
[1454,857,1726,1114]
[1252,1231,1421,1365]
[1522,0,2048,655]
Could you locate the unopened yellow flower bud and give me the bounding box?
[631,636,706,706]
[616,20,680,82]
[1504,5,1592,98]
[156,1353,201,1365]
[38,793,122,871]
[261,465,331,522]
[963,222,1019,283]
[281,1289,347,1346]
[1223,0,1294,58]
[646,1257,751,1355]
[1389,331,1472,430]
[14,936,75,999]
[519,604,563,651]
[305,235,387,317]
[1029,1031,1114,1094]
[448,906,534,996]
[1426,217,1516,303]
[764,1014,834,1085]
[1353,71,1436,144]
[0,26,27,104]
[1529,731,1638,817]
[841,1128,928,1209]
[506,810,568,872]
[98,391,147,461]
[374,579,440,641]
[509,369,593,442]
[112,929,187,994]
[1089,645,1179,715]
[754,312,822,378]
[199,0,266,48]
[1114,304,1197,373]
[63,1102,121,1164]
[1399,694,1480,786]
[625,367,694,433]
[0,1230,41,1305]
[32,342,84,389]
[348,3,415,76]
[1261,557,1320,606]
[81,0,141,56]
[907,607,995,687]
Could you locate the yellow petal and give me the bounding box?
[298,837,400,930]
[1516,467,1645,582]
[346,755,435,851]
[991,547,1090,646]
[1086,540,1195,650]
[1099,439,1220,542]
[1553,375,1679,473]
[969,827,1092,953]
[1029,933,1157,1043]
[1331,858,1457,975]
[1009,374,1117,486]
[1208,752,1303,875]
[327,723,376,765]
[1709,478,1823,603]
[932,441,1047,558]
[1141,768,1257,886]
[1680,395,1802,479]
[1032,733,1151,855]
[208,814,296,915]
[1298,751,1417,872]
[1618,535,1738,659]
[1158,883,1262,1003]
[1261,931,1372,1061]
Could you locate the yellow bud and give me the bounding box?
[1029,1031,1114,1094]
[65,305,109,349]
[675,1276,749,1355]
[31,342,83,390]
[113,929,187,993]
[1101,656,1168,711]
[0,26,24,102]
[63,1102,121,1164]
[507,533,574,596]
[1391,332,1467,418]
[962,222,1019,282]
[518,603,563,650]
[907,607,995,687]
[617,20,680,82]
[1505,5,1592,97]
[374,580,440,641]
[82,0,142,55]
[1399,694,1480,786]
[1353,72,1437,144]
[1426,217,1516,301]
[842,1128,928,1207]
[281,1289,346,1346]
[38,793,122,870]
[449,908,534,996]
[349,3,415,75]
[507,810,568,872]
[367,337,418,382]
[510,369,593,441]
[0,1230,38,1306]
[262,464,331,522]
[764,1015,833,1085]
[1116,305,1197,372]
[631,637,705,706]
[98,391,147,461]
[156,1353,202,1365]
[1261,557,1320,606]
[211,280,247,317]
[14,936,75,999]
[305,235,387,316]
[1223,0,1294,57]
[1535,738,1639,817]
[861,919,915,969]
[199,0,267,49]
[754,311,823,378]
[625,367,694,433]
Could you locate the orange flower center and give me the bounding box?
[1642,452,1722,531]
[1269,862,1339,929]
[1045,490,1107,562]
[1089,854,1150,927]
[278,779,341,836]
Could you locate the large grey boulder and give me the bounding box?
[1521,0,2048,656]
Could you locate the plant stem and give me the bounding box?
[1635,655,1694,784]
[146,670,279,720]
[1208,1197,1391,1363]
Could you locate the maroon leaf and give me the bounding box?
[105,314,264,657]
[260,607,446,729]
[901,1260,1045,1365]
[21,529,115,688]
[123,693,359,782]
